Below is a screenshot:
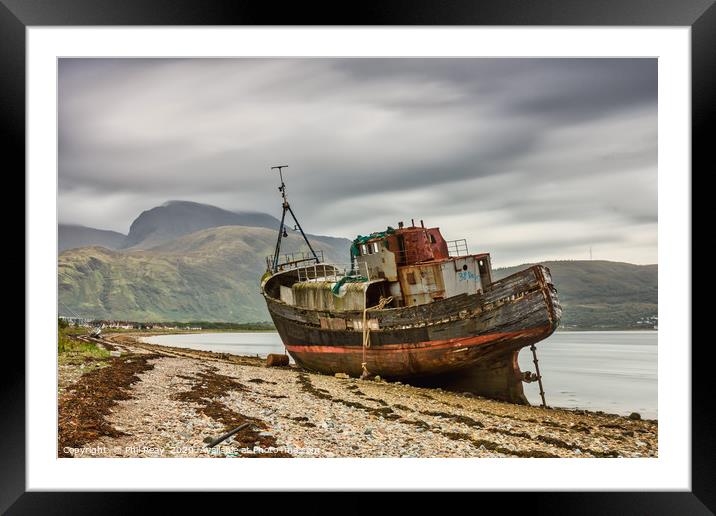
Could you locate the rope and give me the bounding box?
[373,296,394,311]
[360,295,393,379]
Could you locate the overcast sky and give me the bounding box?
[59,58,657,266]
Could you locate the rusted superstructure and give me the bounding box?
[348,220,493,309]
[262,222,561,404]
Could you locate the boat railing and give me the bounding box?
[296,261,371,283]
[446,239,469,257]
[392,239,469,263]
[266,250,325,272]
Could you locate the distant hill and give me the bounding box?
[123,200,281,249]
[58,226,351,322]
[60,237,657,328]
[58,202,657,328]
[493,260,658,330]
[58,224,127,253]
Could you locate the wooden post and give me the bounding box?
[530,344,547,407]
[207,422,252,448]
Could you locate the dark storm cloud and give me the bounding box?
[332,59,657,123]
[58,58,657,265]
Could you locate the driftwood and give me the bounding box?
[206,422,252,448]
[266,353,289,367]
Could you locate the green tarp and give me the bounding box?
[335,226,395,296]
[349,227,396,258]
[331,275,368,296]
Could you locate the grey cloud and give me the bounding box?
[58,58,657,266]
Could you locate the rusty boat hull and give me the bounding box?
[263,264,561,404]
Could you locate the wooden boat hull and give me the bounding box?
[263,264,561,403]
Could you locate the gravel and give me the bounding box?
[58,336,658,459]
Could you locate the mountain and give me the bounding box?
[123,201,282,249]
[58,224,127,253]
[60,232,658,327]
[58,226,352,322]
[58,201,658,328]
[493,260,658,330]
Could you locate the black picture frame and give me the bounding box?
[7,0,708,512]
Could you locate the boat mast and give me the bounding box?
[270,165,320,272]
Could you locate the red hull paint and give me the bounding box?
[285,328,534,355]
[286,325,552,380]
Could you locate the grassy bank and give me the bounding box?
[58,319,110,363]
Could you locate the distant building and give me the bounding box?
[59,315,91,326]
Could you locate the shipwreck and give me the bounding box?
[260,166,561,404]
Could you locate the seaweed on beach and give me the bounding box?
[171,367,292,457]
[58,353,159,457]
[418,410,484,428]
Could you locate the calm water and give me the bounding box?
[518,331,657,419]
[142,332,295,362]
[142,330,657,418]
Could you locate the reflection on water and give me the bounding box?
[142,330,657,418]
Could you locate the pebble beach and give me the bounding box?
[58,333,658,459]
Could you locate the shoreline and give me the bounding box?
[555,329,657,333]
[95,327,658,334]
[138,329,658,418]
[57,332,657,458]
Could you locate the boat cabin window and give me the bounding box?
[397,235,406,263]
[478,258,492,287]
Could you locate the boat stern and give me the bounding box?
[534,264,562,334]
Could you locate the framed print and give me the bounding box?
[7,0,710,512]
